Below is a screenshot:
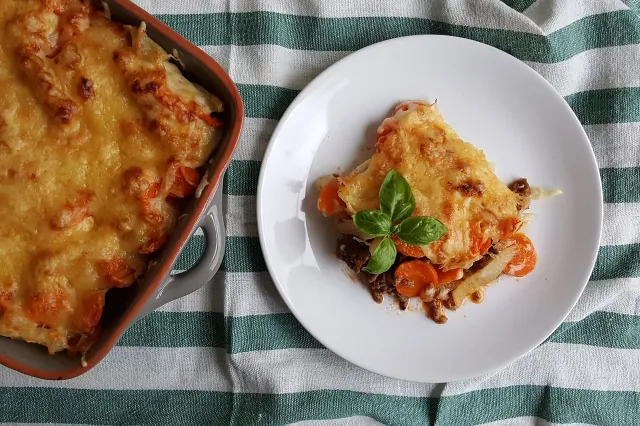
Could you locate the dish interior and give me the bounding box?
[0,0,241,374]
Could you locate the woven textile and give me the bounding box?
[1,0,639,424]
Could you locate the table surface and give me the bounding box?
[2,1,640,425]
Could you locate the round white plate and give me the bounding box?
[257,35,602,383]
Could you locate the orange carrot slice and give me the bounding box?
[392,235,425,258]
[200,113,223,127]
[470,223,492,256]
[99,259,136,288]
[499,217,521,238]
[503,233,537,277]
[436,267,464,285]
[394,260,439,297]
[180,167,200,186]
[317,179,345,216]
[169,166,199,198]
[78,291,105,332]
[144,182,160,199]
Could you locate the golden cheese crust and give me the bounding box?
[338,102,523,270]
[0,0,224,354]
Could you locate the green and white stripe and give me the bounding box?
[2,1,639,424]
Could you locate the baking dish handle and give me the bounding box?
[134,186,226,320]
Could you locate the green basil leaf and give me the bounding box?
[395,216,448,245]
[352,210,391,237]
[363,237,397,275]
[378,170,416,223]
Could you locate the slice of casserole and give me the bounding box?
[0,0,224,354]
[318,101,537,323]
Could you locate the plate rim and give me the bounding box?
[256,34,604,383]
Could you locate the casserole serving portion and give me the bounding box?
[318,101,539,323]
[0,0,243,378]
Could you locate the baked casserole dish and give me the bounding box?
[0,0,243,378]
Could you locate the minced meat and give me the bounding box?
[336,235,408,308]
[509,178,530,197]
[509,178,531,211]
[366,270,396,304]
[336,235,370,273]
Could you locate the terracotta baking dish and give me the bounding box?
[0,0,244,380]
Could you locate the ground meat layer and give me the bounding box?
[509,178,531,211]
[336,235,409,309]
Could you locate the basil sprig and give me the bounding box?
[394,216,448,245]
[354,170,447,274]
[352,210,391,237]
[379,169,416,223]
[363,237,397,275]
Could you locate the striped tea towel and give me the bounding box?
[1,0,639,424]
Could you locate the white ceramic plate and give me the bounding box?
[257,35,602,383]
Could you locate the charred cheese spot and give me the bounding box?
[0,0,224,354]
[454,179,484,197]
[78,77,94,99]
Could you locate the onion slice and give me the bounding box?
[450,246,517,309]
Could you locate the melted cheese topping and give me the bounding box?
[338,102,524,270]
[530,186,563,200]
[0,0,223,354]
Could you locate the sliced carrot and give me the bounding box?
[168,166,198,198]
[479,238,492,254]
[200,113,223,127]
[317,178,345,216]
[143,182,160,199]
[470,222,492,256]
[436,267,464,285]
[392,235,425,258]
[499,217,521,238]
[503,233,537,277]
[139,234,167,254]
[180,167,200,186]
[168,179,196,198]
[470,234,491,256]
[77,291,105,332]
[394,260,438,297]
[99,258,136,288]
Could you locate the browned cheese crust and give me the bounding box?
[0,0,223,354]
[338,102,524,271]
